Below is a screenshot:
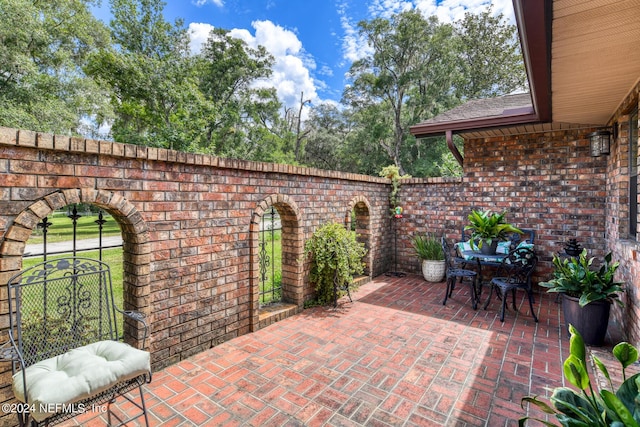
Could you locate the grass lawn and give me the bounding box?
[29,211,121,245]
[17,247,127,339]
[23,248,124,311]
[260,229,282,305]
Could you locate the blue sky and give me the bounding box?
[92,0,515,109]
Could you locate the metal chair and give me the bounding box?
[1,257,151,427]
[483,247,538,322]
[441,237,478,309]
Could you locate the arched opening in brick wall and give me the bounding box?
[346,196,373,279]
[0,189,151,349]
[257,206,283,306]
[250,195,303,331]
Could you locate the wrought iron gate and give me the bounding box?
[28,204,121,260]
[258,207,282,306]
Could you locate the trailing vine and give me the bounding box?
[379,165,411,217]
[304,222,366,305]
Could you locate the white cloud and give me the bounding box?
[188,22,213,54]
[192,0,224,7]
[414,0,514,24]
[337,2,371,64]
[189,20,319,110]
[368,0,413,19]
[318,65,334,77]
[339,0,515,64]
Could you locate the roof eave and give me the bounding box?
[514,0,552,123]
[410,113,540,138]
[410,0,553,139]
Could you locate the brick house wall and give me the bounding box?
[397,128,610,280]
[606,81,640,347]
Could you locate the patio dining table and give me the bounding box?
[460,250,508,303]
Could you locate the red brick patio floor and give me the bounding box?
[68,274,575,426]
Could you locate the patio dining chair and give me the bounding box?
[441,237,478,309]
[483,247,538,322]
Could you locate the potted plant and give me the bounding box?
[411,233,445,282]
[539,249,624,346]
[520,324,640,427]
[304,222,367,306]
[464,210,523,255]
[563,238,583,256]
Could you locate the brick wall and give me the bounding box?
[0,127,394,419]
[607,81,640,346]
[398,128,610,280]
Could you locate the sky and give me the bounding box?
[92,0,516,110]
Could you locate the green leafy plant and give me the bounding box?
[304,222,367,305]
[520,324,640,427]
[464,209,522,250]
[411,233,444,260]
[539,250,624,307]
[379,165,411,217]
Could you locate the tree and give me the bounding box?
[342,7,527,178]
[0,0,111,135]
[343,10,458,176]
[197,27,289,161]
[301,103,350,170]
[454,6,527,99]
[284,92,311,162]
[86,0,202,149]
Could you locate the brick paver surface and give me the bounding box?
[65,274,569,426]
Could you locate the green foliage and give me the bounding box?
[304,222,366,305]
[454,6,527,99]
[301,104,361,171]
[2,2,527,175]
[334,105,398,175]
[411,233,444,261]
[379,165,411,216]
[520,325,640,427]
[339,7,525,177]
[464,210,522,248]
[343,10,458,176]
[437,141,464,178]
[0,0,111,135]
[539,250,624,307]
[86,0,204,150]
[197,28,290,161]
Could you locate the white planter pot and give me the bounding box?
[421,260,446,282]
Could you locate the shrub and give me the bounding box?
[304,222,366,305]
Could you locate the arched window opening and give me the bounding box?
[259,206,283,306]
[350,201,372,277]
[24,203,125,334]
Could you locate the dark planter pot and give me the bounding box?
[480,239,499,255]
[565,248,582,256]
[562,294,611,346]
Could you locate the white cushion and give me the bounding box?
[13,340,150,422]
